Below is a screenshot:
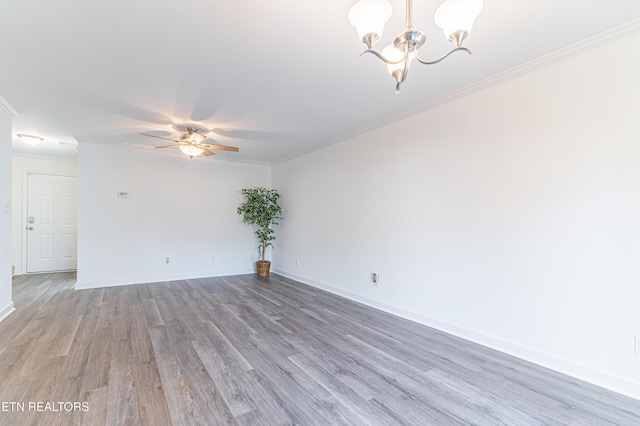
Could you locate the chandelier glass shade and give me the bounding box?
[434,0,483,43]
[348,0,393,45]
[349,0,483,93]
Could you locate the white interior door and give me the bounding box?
[26,174,78,273]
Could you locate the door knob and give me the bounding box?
[26,226,33,231]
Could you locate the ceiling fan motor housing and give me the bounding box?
[180,128,206,145]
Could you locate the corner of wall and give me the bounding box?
[0,102,14,323]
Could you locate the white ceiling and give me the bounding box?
[2,1,640,163]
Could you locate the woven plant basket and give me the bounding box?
[256,261,271,277]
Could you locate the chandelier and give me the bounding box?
[349,0,483,93]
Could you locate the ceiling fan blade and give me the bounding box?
[155,145,179,149]
[201,148,215,156]
[140,133,180,143]
[202,142,239,152]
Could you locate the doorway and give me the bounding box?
[25,174,78,273]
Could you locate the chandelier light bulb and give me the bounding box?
[348,0,393,46]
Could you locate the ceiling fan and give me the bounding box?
[140,127,239,159]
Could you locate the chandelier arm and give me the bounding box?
[400,44,410,82]
[415,47,472,65]
[394,43,411,94]
[361,49,408,65]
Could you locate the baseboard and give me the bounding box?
[0,302,15,323]
[75,268,254,290]
[273,269,640,401]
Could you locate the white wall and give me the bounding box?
[77,143,270,289]
[0,107,13,321]
[11,154,78,275]
[272,32,640,398]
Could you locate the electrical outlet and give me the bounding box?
[635,336,640,355]
[372,273,379,287]
[295,259,299,266]
[165,257,170,264]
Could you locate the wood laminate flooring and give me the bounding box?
[0,272,639,425]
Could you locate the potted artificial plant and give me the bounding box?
[237,187,282,277]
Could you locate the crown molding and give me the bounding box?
[0,95,18,117]
[273,18,640,166]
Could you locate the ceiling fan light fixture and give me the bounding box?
[179,144,204,159]
[17,134,43,146]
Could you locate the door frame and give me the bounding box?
[22,172,78,274]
